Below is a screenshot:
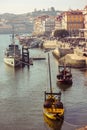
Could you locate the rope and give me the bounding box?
[15,57,31,66]
[64,120,80,127]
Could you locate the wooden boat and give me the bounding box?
[43,114,63,130]
[4,26,21,67]
[57,83,72,91]
[43,53,64,120]
[57,65,72,84]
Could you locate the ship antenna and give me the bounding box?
[12,25,15,45]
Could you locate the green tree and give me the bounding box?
[54,29,69,38]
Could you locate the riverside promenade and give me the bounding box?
[58,53,87,68]
[43,39,87,68]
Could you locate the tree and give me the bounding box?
[54,29,69,38]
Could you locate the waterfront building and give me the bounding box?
[33,15,49,35]
[83,6,87,29]
[55,15,62,30]
[61,10,84,36]
[33,15,55,36]
[42,17,55,34]
[81,5,87,39]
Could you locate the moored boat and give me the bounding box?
[4,27,22,67]
[57,65,72,84]
[43,112,63,129]
[43,91,64,120]
[43,53,64,120]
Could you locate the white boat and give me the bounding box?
[4,29,21,67]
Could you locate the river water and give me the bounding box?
[0,34,87,130]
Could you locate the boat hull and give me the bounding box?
[43,114,63,130]
[57,79,72,85]
[57,65,73,85]
[4,57,21,67]
[43,108,64,120]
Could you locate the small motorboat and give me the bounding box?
[57,65,72,85]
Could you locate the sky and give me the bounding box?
[0,0,87,14]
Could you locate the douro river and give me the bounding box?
[0,34,87,130]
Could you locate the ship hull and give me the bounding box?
[4,57,21,67]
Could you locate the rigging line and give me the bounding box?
[64,120,80,127]
[80,67,87,70]
[46,58,49,91]
[80,109,87,112]
[14,57,31,66]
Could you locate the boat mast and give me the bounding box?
[12,25,15,57]
[48,53,52,94]
[12,25,15,45]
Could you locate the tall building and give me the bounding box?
[61,10,84,36]
[33,15,49,35]
[33,15,55,36]
[83,5,87,38]
[55,15,62,30]
[42,17,55,33]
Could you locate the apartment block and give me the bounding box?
[61,10,84,36]
[55,15,62,30]
[33,15,55,36]
[83,5,87,38]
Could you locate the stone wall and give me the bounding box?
[58,54,86,68]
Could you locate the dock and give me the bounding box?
[32,57,46,60]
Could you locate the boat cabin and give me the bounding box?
[57,65,72,84]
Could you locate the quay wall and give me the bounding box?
[59,54,86,68]
[52,47,87,68]
[52,48,73,59]
[58,48,74,57]
[43,40,87,68]
[52,49,60,59]
[43,40,57,48]
[52,47,74,59]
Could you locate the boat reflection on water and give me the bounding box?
[43,114,64,130]
[57,82,72,91]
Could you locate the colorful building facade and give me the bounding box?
[83,5,87,38]
[33,15,55,36]
[61,10,84,36]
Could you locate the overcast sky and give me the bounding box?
[0,0,87,14]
